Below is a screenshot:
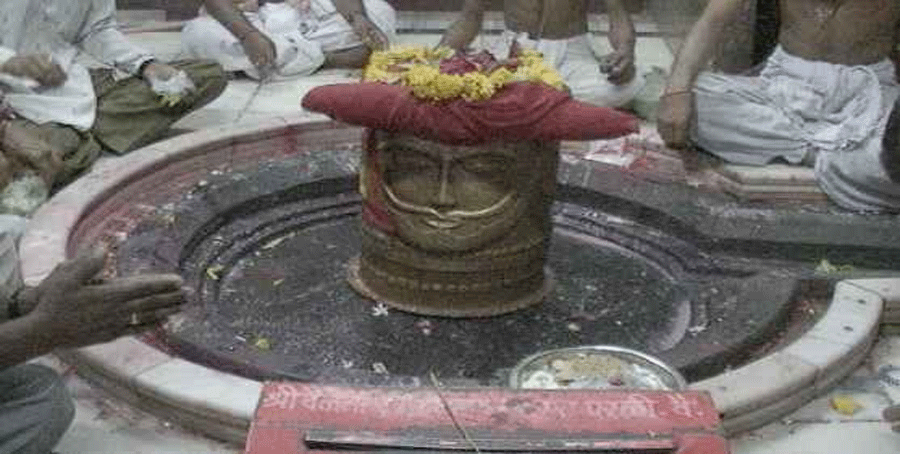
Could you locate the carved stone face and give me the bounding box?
[352,130,559,316]
[374,131,545,252]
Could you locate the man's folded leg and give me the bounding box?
[90,61,227,155]
[1,119,101,188]
[691,71,807,166]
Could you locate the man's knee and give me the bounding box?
[182,16,234,48]
[0,364,75,454]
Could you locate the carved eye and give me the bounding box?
[387,147,438,174]
[459,154,510,176]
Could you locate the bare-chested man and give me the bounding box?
[658,0,900,213]
[440,0,644,108]
[183,0,396,80]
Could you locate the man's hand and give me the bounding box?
[0,121,63,186]
[28,247,187,349]
[349,13,389,51]
[141,62,197,106]
[0,54,66,88]
[141,61,179,82]
[599,50,636,85]
[657,91,694,149]
[240,30,277,78]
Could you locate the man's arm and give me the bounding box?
[202,0,276,75]
[601,0,636,84]
[438,0,487,50]
[663,0,745,95]
[79,1,199,93]
[77,0,157,75]
[656,0,745,149]
[0,313,53,370]
[605,0,635,56]
[203,0,263,46]
[332,0,392,56]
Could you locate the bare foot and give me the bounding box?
[0,121,63,186]
[884,404,900,432]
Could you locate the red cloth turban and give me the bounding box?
[301,82,639,145]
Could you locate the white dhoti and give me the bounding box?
[181,0,397,79]
[488,31,644,108]
[692,46,900,213]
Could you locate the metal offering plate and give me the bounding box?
[510,346,687,391]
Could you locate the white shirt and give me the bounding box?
[0,0,155,129]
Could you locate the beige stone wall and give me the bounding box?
[115,0,646,19]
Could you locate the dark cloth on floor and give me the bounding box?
[0,364,74,454]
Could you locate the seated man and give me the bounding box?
[182,0,397,80]
[657,0,900,213]
[439,0,644,108]
[0,215,186,453]
[0,0,227,192]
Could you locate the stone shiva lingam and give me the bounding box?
[302,47,638,317]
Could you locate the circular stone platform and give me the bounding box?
[21,115,896,443]
[115,152,797,386]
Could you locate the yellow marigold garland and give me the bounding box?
[363,46,565,102]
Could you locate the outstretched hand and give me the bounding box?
[0,53,66,88]
[28,247,187,350]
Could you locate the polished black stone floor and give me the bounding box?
[117,156,800,386]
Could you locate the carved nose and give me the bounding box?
[433,162,456,209]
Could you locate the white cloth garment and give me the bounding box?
[0,0,156,130]
[489,30,644,108]
[692,46,900,213]
[181,0,397,80]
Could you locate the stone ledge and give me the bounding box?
[690,279,884,434]
[849,278,900,325]
[20,117,889,443]
[807,281,884,347]
[133,359,260,430]
[719,384,817,436]
[691,352,817,420]
[707,164,828,203]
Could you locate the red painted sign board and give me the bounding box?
[246,383,730,454]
